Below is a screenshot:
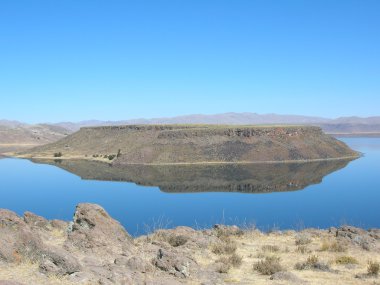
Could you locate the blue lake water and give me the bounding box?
[0,137,379,235]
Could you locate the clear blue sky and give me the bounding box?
[0,0,379,123]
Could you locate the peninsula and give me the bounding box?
[17,125,359,164]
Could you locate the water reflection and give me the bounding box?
[32,158,354,194]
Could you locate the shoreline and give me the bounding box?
[0,203,379,285]
[8,153,361,166]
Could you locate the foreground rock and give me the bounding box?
[0,204,379,285]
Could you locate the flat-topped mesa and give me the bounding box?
[19,124,359,164]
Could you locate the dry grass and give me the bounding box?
[211,239,237,255]
[320,240,347,252]
[0,260,80,285]
[295,233,312,245]
[261,244,280,253]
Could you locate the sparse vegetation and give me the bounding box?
[253,256,283,275]
[167,234,188,247]
[295,233,312,245]
[335,256,358,265]
[216,253,243,270]
[53,152,62,157]
[367,260,380,276]
[261,244,280,253]
[295,255,330,271]
[296,245,310,254]
[320,240,347,252]
[108,154,116,160]
[212,239,237,255]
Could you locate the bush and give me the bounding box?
[335,256,358,265]
[295,255,330,271]
[253,256,283,275]
[216,253,243,269]
[53,152,62,157]
[367,260,380,276]
[108,154,116,160]
[167,235,188,247]
[212,239,237,255]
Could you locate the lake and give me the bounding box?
[0,137,379,235]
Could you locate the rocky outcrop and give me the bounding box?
[0,204,379,285]
[20,124,359,164]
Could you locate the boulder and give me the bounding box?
[270,271,305,283]
[39,247,82,275]
[0,209,43,263]
[66,203,133,257]
[152,248,196,278]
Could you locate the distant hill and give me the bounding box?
[20,125,359,164]
[0,121,70,154]
[53,113,380,135]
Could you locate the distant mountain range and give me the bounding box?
[1,113,380,154]
[52,113,380,135]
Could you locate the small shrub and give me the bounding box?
[367,260,380,276]
[262,245,280,253]
[53,152,62,157]
[253,256,283,275]
[335,256,358,265]
[212,239,237,255]
[295,255,330,271]
[295,233,312,245]
[167,235,188,247]
[216,253,243,269]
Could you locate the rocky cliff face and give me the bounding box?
[20,125,359,164]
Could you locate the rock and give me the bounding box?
[23,212,50,230]
[0,209,43,263]
[335,226,376,250]
[213,224,243,237]
[270,271,305,283]
[50,219,69,231]
[153,248,196,278]
[39,247,82,275]
[66,204,133,257]
[115,256,152,272]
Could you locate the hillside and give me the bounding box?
[0,121,70,154]
[20,125,359,164]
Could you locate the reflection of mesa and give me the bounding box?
[32,158,355,194]
[20,125,359,164]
